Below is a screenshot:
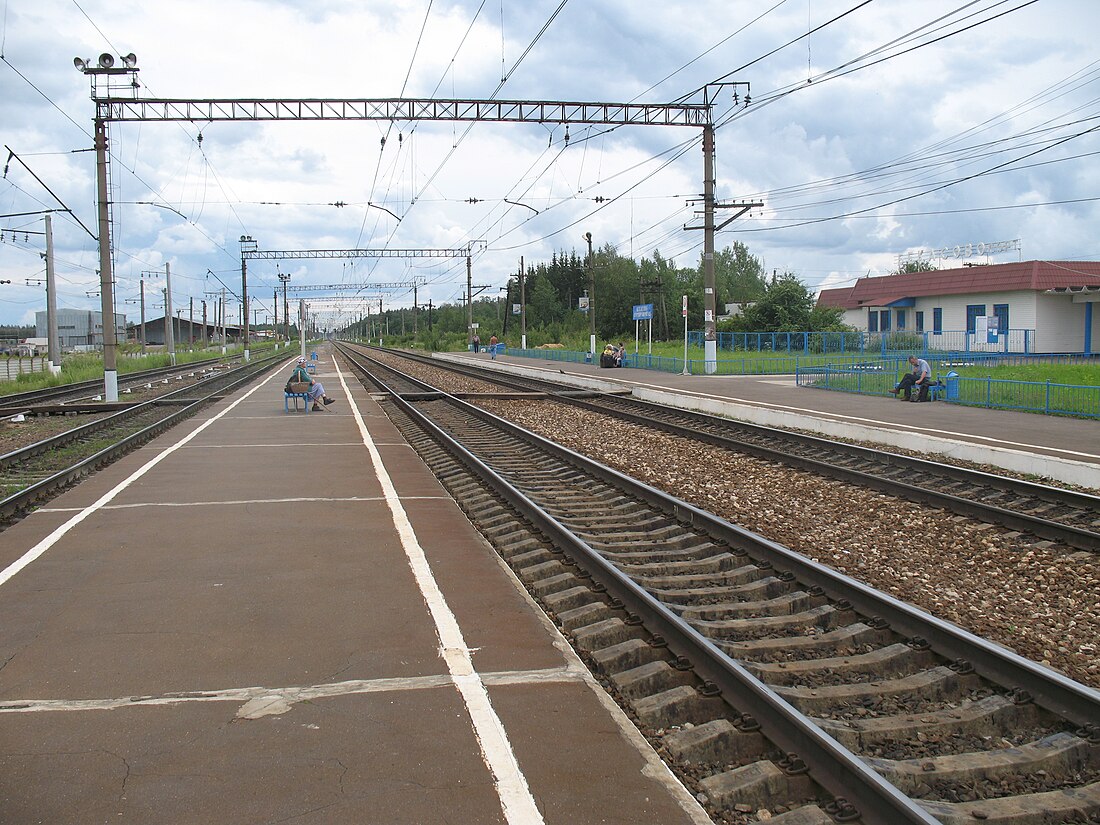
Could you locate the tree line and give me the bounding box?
[345,241,848,348]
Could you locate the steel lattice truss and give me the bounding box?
[241,248,471,261]
[97,97,711,127]
[285,283,423,293]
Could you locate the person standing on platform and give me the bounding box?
[287,356,336,411]
[890,355,931,401]
[489,334,499,359]
[472,333,481,354]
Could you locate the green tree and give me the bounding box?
[738,274,816,331]
[708,242,767,310]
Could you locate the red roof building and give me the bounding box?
[817,261,1100,354]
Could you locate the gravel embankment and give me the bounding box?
[358,353,1099,689]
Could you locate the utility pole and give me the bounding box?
[43,214,61,374]
[278,272,291,346]
[520,256,527,350]
[428,299,433,331]
[239,235,256,361]
[273,288,279,345]
[413,284,418,335]
[94,115,118,400]
[466,254,473,348]
[139,277,146,354]
[299,299,306,360]
[585,232,595,357]
[189,297,194,348]
[201,300,207,345]
[164,262,175,365]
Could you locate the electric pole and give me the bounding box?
[164,262,175,365]
[43,214,60,374]
[520,256,527,350]
[585,232,595,357]
[139,277,146,354]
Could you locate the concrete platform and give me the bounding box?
[0,349,709,825]
[440,351,1100,489]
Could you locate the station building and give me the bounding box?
[816,260,1100,354]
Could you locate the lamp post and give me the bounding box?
[74,52,138,401]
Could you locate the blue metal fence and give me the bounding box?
[796,357,1100,418]
[690,329,1035,356]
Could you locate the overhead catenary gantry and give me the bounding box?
[77,54,748,398]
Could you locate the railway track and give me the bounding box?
[339,343,1100,825]
[0,354,235,411]
[0,350,287,523]
[345,343,1100,554]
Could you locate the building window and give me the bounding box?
[933,308,942,334]
[868,311,878,332]
[915,311,924,332]
[880,310,891,331]
[966,304,985,333]
[896,309,906,330]
[993,303,1009,332]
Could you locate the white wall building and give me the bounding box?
[817,261,1100,354]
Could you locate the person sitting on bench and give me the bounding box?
[890,355,931,401]
[288,357,336,411]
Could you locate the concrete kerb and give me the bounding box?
[433,352,1098,489]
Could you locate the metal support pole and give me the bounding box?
[520,256,527,350]
[43,214,61,374]
[585,233,595,357]
[164,262,175,365]
[189,297,194,348]
[466,255,473,347]
[702,123,717,374]
[139,277,146,354]
[299,299,307,360]
[94,117,118,401]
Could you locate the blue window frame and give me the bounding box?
[993,303,1009,332]
[966,304,985,333]
[868,310,878,332]
[915,311,924,332]
[933,307,942,334]
[880,310,891,331]
[896,309,906,330]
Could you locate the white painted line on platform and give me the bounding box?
[0,665,590,715]
[182,442,366,449]
[36,495,452,513]
[334,360,545,825]
[0,371,282,589]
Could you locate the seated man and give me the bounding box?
[287,356,336,411]
[614,343,627,366]
[890,355,931,401]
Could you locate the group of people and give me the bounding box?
[472,333,501,358]
[599,342,627,368]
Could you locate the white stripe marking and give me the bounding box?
[334,360,545,825]
[0,665,588,714]
[0,373,281,588]
[36,495,450,513]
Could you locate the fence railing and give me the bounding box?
[509,347,882,376]
[0,357,47,381]
[689,329,1036,355]
[796,357,1100,418]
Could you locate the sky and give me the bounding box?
[1,0,1098,330]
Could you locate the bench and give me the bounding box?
[285,390,311,412]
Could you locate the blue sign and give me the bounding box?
[633,303,654,321]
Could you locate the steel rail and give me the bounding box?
[369,347,1100,552]
[340,344,1100,721]
[0,355,231,409]
[0,353,284,521]
[336,344,941,825]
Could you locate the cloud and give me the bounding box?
[1,0,1098,326]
